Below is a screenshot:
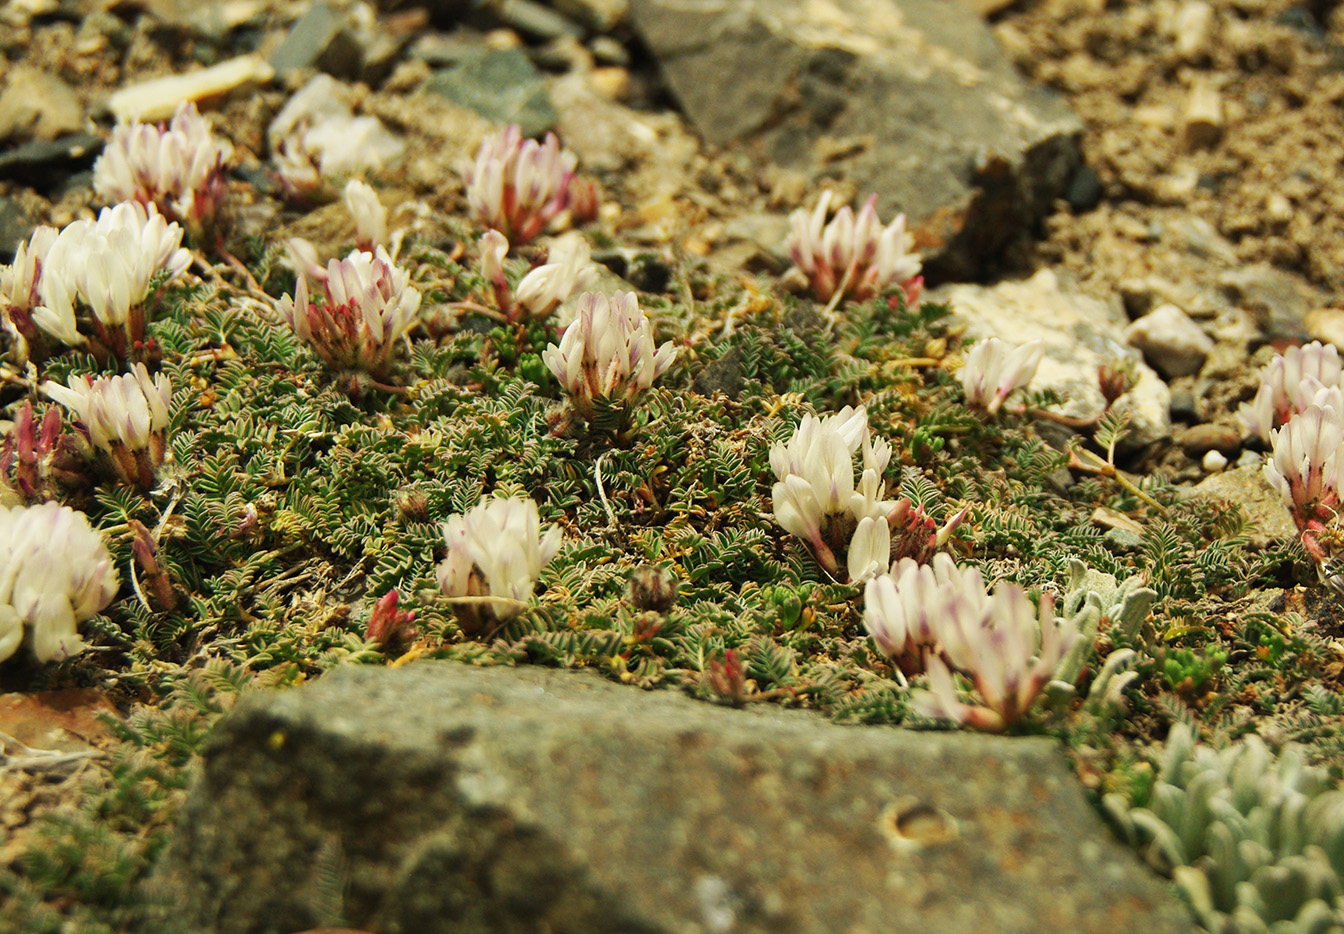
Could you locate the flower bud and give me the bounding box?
[628,564,678,613]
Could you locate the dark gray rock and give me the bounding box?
[149,662,1191,934]
[268,0,363,80]
[0,197,33,263]
[1218,262,1321,344]
[488,0,586,40]
[0,133,102,188]
[423,48,557,138]
[626,0,1082,279]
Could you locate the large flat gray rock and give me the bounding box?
[627,0,1082,278]
[149,662,1189,934]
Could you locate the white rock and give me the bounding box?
[1125,303,1213,379]
[108,55,274,123]
[934,268,1171,448]
[1202,450,1227,472]
[1170,0,1216,60]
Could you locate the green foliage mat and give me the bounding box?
[2,246,1337,932]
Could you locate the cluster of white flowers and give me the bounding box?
[785,191,923,306]
[92,101,233,238]
[542,291,676,426]
[343,179,388,252]
[864,553,1078,731]
[770,406,897,581]
[1238,342,1344,563]
[5,202,193,360]
[0,502,119,663]
[461,125,579,245]
[268,75,405,202]
[479,229,598,322]
[958,337,1045,414]
[1240,341,1344,443]
[275,245,421,380]
[42,363,172,489]
[436,495,562,636]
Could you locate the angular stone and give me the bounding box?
[149,662,1191,934]
[1125,303,1214,379]
[0,66,84,143]
[268,0,363,80]
[423,48,557,138]
[626,0,1083,278]
[937,268,1172,448]
[0,134,102,188]
[0,197,33,262]
[1186,463,1296,548]
[1218,263,1322,343]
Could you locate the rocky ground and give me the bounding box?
[3,0,1344,930]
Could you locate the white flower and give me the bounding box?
[913,578,1077,732]
[1264,402,1344,522]
[1239,341,1344,443]
[1,225,58,316]
[92,101,233,236]
[436,495,562,635]
[541,291,676,424]
[275,245,421,379]
[462,125,579,244]
[30,202,193,357]
[343,179,387,251]
[772,473,825,543]
[42,363,171,488]
[769,406,868,483]
[0,502,119,663]
[847,515,891,583]
[959,337,1045,414]
[785,191,923,304]
[1,225,58,359]
[514,232,599,319]
[862,553,963,666]
[479,229,509,294]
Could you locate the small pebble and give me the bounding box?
[1176,423,1240,456]
[1202,449,1228,472]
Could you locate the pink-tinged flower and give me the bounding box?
[1264,402,1344,534]
[1239,341,1344,443]
[786,191,923,305]
[436,495,562,637]
[42,363,172,490]
[863,554,959,674]
[541,291,676,426]
[30,202,192,359]
[913,580,1077,732]
[1,225,59,361]
[959,337,1045,414]
[0,502,119,664]
[343,179,388,252]
[275,246,421,381]
[461,125,580,244]
[93,101,233,240]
